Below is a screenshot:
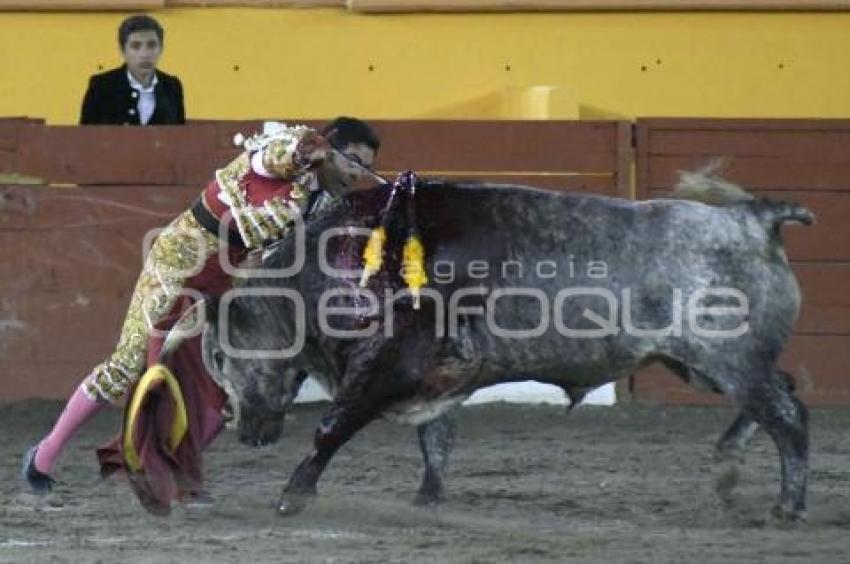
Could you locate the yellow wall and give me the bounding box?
[0,9,848,123]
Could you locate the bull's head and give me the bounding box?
[201,322,307,447]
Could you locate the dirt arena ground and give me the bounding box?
[2,400,850,563]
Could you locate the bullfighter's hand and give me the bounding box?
[294,131,330,171]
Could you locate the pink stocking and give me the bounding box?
[33,385,105,474]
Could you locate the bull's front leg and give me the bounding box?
[277,330,427,516]
[277,395,384,516]
[414,412,456,506]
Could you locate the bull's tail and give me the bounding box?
[674,159,816,231]
[748,199,815,231]
[674,159,754,205]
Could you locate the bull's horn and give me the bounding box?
[159,300,208,361]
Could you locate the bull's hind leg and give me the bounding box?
[414,412,456,506]
[658,356,761,503]
[660,357,806,518]
[714,414,760,505]
[733,372,809,521]
[713,370,796,505]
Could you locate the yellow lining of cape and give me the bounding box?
[123,364,189,474]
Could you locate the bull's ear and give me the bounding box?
[212,348,226,372]
[200,322,226,378]
[159,299,209,362]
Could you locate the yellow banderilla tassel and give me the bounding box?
[359,227,387,287]
[402,235,428,310]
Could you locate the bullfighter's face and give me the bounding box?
[317,142,378,195]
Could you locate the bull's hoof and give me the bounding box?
[713,462,740,506]
[413,489,444,507]
[769,502,807,524]
[276,493,313,517]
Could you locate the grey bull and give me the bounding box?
[200,169,814,520]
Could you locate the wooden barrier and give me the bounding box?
[0,119,630,400]
[0,118,43,180]
[633,118,850,406]
[11,120,630,194]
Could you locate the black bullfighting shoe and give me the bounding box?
[21,445,55,495]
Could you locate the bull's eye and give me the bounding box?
[213,350,225,371]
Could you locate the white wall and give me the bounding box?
[295,379,616,406]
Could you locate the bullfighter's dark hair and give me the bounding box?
[322,116,381,154]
